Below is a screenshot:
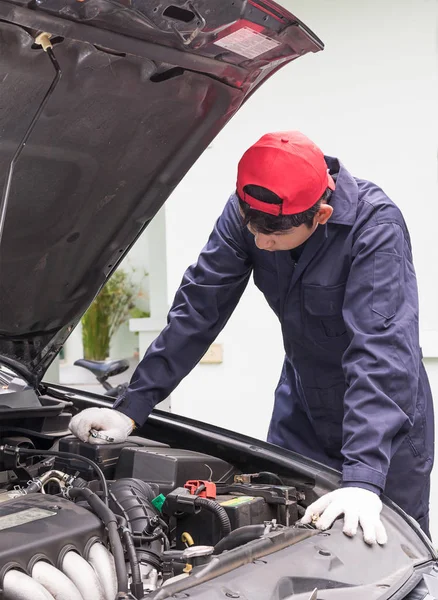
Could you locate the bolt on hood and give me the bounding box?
[0,0,323,384]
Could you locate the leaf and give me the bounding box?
[81,267,147,360]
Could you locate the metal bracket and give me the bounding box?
[171,2,205,46]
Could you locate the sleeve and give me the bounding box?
[113,196,252,425]
[340,221,420,493]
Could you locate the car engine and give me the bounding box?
[0,435,311,600]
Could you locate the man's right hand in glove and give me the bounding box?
[69,407,135,444]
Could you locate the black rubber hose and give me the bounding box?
[124,531,142,598]
[213,524,265,555]
[194,498,231,538]
[117,515,144,600]
[252,471,285,485]
[7,446,109,505]
[24,480,42,494]
[109,478,164,559]
[67,487,128,595]
[133,530,169,549]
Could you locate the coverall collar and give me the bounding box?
[283,158,359,289]
[325,156,359,227]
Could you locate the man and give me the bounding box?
[70,131,434,544]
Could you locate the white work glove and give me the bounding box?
[68,407,134,444]
[301,487,388,545]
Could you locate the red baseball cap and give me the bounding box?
[236,131,335,216]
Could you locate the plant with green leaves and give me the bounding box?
[81,269,148,360]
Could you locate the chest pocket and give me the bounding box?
[303,283,348,343]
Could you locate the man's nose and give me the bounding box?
[254,232,274,250]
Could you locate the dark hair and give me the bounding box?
[238,185,332,235]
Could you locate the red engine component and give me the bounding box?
[184,480,217,499]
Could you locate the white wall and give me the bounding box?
[109,232,151,360]
[163,0,438,534]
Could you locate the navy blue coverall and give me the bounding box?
[115,157,434,535]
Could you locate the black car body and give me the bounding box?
[0,1,436,599]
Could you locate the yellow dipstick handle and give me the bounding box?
[181,532,195,547]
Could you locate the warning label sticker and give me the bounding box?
[214,27,281,60]
[220,496,256,507]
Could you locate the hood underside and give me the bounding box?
[0,0,323,383]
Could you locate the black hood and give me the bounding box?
[0,0,322,384]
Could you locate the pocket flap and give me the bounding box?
[372,251,401,319]
[303,283,346,317]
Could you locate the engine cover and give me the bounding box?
[0,493,104,576]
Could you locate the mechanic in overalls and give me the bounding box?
[70,131,434,543]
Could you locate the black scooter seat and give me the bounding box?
[74,358,130,380]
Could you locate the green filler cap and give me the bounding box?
[152,494,166,512]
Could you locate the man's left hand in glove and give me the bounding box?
[300,487,388,545]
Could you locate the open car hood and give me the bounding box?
[0,0,322,384]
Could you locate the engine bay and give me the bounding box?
[0,382,433,600]
[0,433,315,600]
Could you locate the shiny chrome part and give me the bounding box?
[3,569,55,600]
[38,470,70,486]
[26,470,72,494]
[182,546,214,560]
[41,478,63,493]
[40,470,71,494]
[61,551,105,600]
[142,567,159,592]
[32,561,84,600]
[87,542,117,600]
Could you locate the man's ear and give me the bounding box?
[315,203,333,225]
